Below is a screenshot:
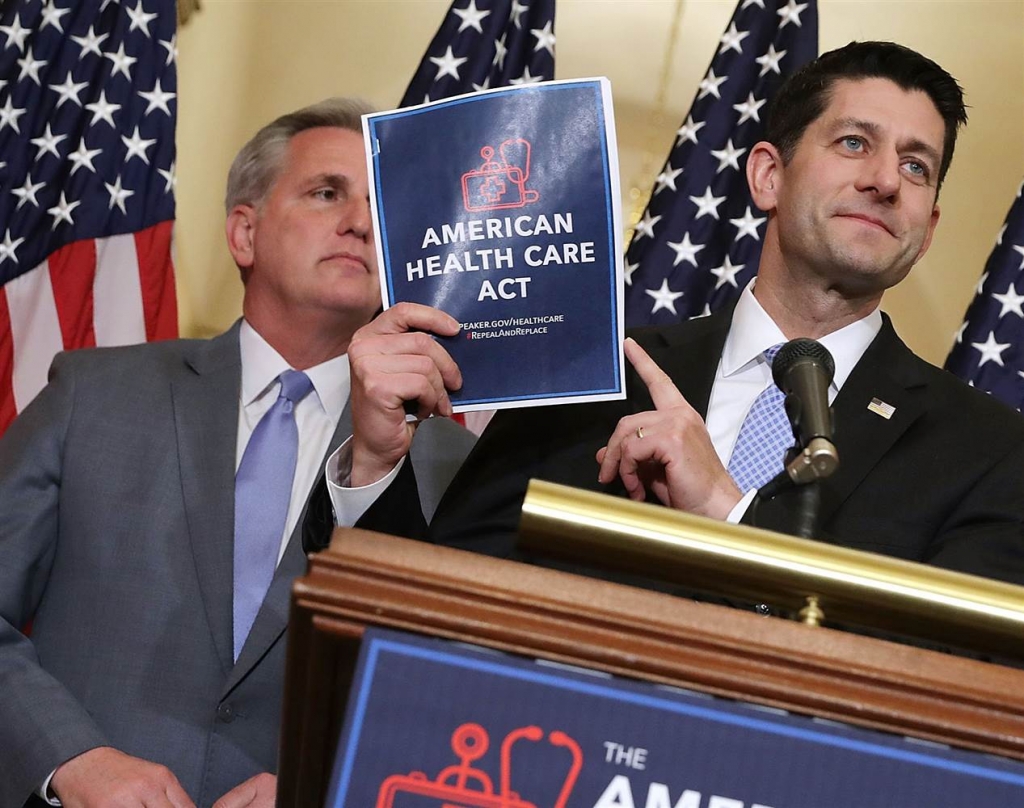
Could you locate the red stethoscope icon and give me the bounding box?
[461,139,541,213]
[376,722,583,808]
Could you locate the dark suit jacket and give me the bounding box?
[0,324,475,807]
[408,307,1024,587]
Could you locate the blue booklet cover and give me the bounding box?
[363,79,625,411]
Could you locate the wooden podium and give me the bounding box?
[276,527,1024,807]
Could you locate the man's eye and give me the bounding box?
[904,160,928,178]
[842,136,863,151]
[314,188,337,200]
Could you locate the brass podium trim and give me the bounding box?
[521,480,1024,658]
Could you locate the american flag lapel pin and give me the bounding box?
[867,398,896,420]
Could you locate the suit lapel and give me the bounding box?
[225,396,354,691]
[172,324,243,674]
[635,308,925,533]
[817,316,928,528]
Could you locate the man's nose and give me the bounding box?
[341,197,373,239]
[857,151,902,200]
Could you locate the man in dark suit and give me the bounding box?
[342,41,1024,587]
[0,99,473,807]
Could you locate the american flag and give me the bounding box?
[945,179,1024,411]
[624,0,817,327]
[401,0,555,434]
[400,0,555,108]
[0,0,177,436]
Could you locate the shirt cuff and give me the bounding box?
[725,488,758,524]
[39,769,61,805]
[325,437,405,527]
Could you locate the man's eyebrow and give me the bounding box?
[830,116,881,138]
[308,172,350,189]
[830,116,942,169]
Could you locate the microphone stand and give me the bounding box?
[792,480,821,540]
[751,440,834,540]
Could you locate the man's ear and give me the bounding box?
[225,205,257,269]
[747,141,783,212]
[914,204,941,265]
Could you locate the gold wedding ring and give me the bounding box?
[636,426,645,439]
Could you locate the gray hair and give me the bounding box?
[224,96,376,212]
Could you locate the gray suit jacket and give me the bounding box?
[0,324,474,807]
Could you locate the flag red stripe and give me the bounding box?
[135,221,178,341]
[0,290,17,436]
[48,239,98,351]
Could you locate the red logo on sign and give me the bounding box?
[461,140,541,213]
[376,722,582,808]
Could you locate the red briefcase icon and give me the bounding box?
[376,722,582,808]
[461,139,541,213]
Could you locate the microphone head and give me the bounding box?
[772,338,836,388]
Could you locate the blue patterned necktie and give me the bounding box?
[726,344,793,492]
[233,369,314,661]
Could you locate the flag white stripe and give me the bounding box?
[94,233,147,347]
[7,261,64,412]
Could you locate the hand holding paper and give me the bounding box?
[596,337,742,519]
[348,303,462,486]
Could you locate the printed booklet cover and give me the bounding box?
[363,78,625,411]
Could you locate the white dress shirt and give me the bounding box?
[237,320,351,561]
[326,436,406,527]
[711,282,882,519]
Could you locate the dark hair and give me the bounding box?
[765,41,967,190]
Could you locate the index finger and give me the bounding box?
[624,337,685,409]
[369,302,460,338]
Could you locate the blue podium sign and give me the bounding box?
[363,80,624,411]
[327,628,1024,808]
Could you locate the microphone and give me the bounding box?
[772,338,839,485]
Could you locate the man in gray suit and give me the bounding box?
[0,98,473,807]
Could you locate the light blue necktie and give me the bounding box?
[233,369,313,661]
[726,345,793,492]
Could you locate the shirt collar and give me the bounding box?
[817,309,882,390]
[239,320,350,421]
[721,281,883,390]
[721,282,788,377]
